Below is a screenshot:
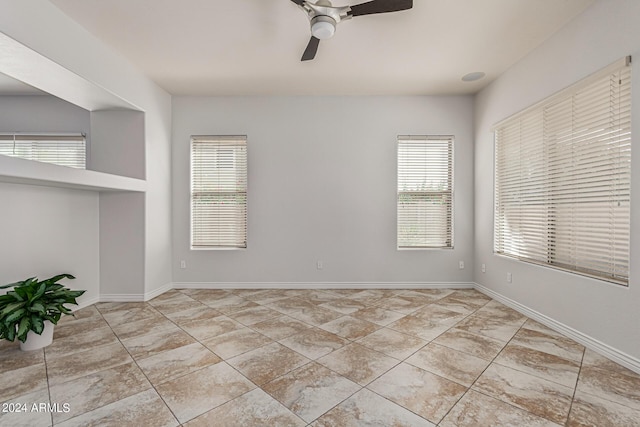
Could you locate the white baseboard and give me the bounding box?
[98,283,174,303]
[474,283,640,375]
[144,282,173,301]
[77,296,100,310]
[172,281,475,290]
[99,293,146,302]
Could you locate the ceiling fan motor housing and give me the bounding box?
[310,16,337,39]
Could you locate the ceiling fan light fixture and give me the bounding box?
[311,16,336,39]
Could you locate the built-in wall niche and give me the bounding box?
[0,72,145,191]
[0,81,92,168]
[0,102,146,191]
[0,33,147,300]
[0,32,146,190]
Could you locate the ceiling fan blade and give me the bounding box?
[301,36,320,61]
[290,0,305,5]
[350,0,413,17]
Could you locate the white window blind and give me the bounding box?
[0,133,86,169]
[191,135,247,249]
[494,57,631,285]
[397,135,453,249]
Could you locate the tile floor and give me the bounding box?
[1,288,639,426]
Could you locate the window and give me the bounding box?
[0,133,86,168]
[494,57,631,285]
[191,135,247,249]
[397,135,453,249]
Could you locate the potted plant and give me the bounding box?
[0,274,85,351]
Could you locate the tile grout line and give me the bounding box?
[45,306,139,425]
[481,323,585,390]
[302,292,491,425]
[444,315,565,426]
[191,292,319,425]
[354,294,488,424]
[565,347,587,425]
[570,366,640,413]
[148,291,315,424]
[433,297,572,424]
[207,289,418,425]
[264,289,489,425]
[42,346,53,427]
[136,297,251,424]
[95,302,182,427]
[51,307,134,425]
[418,299,496,425]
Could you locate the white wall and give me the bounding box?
[90,110,144,179]
[0,95,90,139]
[0,0,173,298]
[142,97,172,296]
[173,96,474,285]
[0,183,99,305]
[0,95,97,303]
[474,0,640,361]
[90,110,148,297]
[99,192,145,296]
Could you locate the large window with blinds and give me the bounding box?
[0,133,86,168]
[397,135,453,249]
[494,57,631,285]
[191,135,247,249]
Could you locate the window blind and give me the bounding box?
[191,135,247,249]
[397,135,453,249]
[494,57,631,285]
[0,133,86,169]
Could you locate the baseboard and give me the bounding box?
[172,281,475,290]
[77,296,100,310]
[144,282,173,301]
[473,283,640,375]
[98,283,174,303]
[99,293,146,302]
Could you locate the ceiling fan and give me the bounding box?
[289,0,413,61]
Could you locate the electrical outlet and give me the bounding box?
[459,260,464,269]
[481,263,486,273]
[317,260,323,270]
[180,260,186,269]
[507,272,512,283]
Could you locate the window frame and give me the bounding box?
[397,135,454,250]
[190,135,248,250]
[493,57,631,285]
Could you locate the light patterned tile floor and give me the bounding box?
[1,288,640,426]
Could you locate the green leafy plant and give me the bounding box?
[0,274,85,343]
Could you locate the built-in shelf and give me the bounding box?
[0,155,146,192]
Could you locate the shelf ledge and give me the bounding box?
[0,155,146,192]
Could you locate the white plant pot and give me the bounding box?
[20,320,54,351]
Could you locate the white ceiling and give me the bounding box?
[47,0,595,96]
